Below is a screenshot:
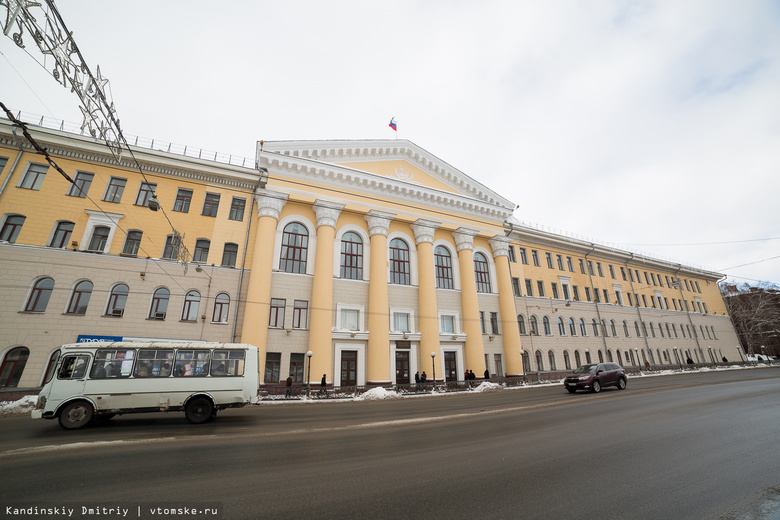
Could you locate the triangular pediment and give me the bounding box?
[257,139,515,211]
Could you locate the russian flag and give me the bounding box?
[389,117,397,131]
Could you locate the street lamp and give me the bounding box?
[306,351,313,397]
[430,351,436,392]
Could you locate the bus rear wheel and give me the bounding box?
[59,400,93,430]
[185,397,214,424]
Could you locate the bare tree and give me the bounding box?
[720,282,780,358]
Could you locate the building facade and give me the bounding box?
[0,118,742,391]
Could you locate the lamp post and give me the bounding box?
[430,351,436,392]
[306,351,313,397]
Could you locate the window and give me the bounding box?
[611,320,618,337]
[290,353,305,383]
[0,347,30,388]
[548,351,557,371]
[474,252,491,292]
[479,311,486,334]
[202,193,220,217]
[162,234,181,260]
[49,221,74,248]
[525,279,533,297]
[193,239,210,263]
[579,259,586,274]
[592,319,599,337]
[341,309,359,331]
[557,255,564,271]
[0,215,25,243]
[543,316,551,335]
[532,250,540,266]
[434,245,453,289]
[508,246,516,262]
[546,252,553,269]
[340,232,363,280]
[588,261,595,276]
[573,286,580,301]
[149,288,170,319]
[292,300,308,329]
[490,312,499,334]
[537,281,545,298]
[609,265,615,279]
[221,243,238,267]
[440,314,456,333]
[280,222,308,274]
[174,349,208,378]
[623,321,630,337]
[621,267,627,281]
[122,230,143,256]
[65,171,94,198]
[181,290,200,321]
[390,238,411,285]
[530,316,539,336]
[134,182,157,207]
[269,298,286,328]
[103,177,126,203]
[106,284,129,316]
[567,257,574,272]
[393,312,411,332]
[25,277,54,312]
[564,350,571,370]
[597,262,604,277]
[558,317,566,336]
[229,197,246,221]
[517,315,526,335]
[66,280,93,315]
[569,318,577,336]
[585,287,592,301]
[19,163,47,190]
[88,226,110,252]
[551,283,559,299]
[264,353,281,384]
[212,293,230,323]
[173,188,192,212]
[512,277,521,297]
[519,248,528,264]
[580,318,587,336]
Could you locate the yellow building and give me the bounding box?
[0,117,741,391]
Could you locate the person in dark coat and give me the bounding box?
[414,371,420,391]
[686,356,694,365]
[319,374,328,397]
[484,368,490,380]
[285,375,293,398]
[722,356,728,363]
[421,371,427,390]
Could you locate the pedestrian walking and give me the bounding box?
[320,374,328,397]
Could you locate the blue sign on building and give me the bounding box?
[76,334,124,343]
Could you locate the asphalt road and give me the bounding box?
[1,368,779,520]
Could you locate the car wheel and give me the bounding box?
[185,397,214,424]
[566,388,577,394]
[591,380,601,393]
[58,400,93,430]
[617,377,627,390]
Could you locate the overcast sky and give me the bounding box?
[2,1,779,285]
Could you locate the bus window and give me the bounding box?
[135,349,174,377]
[90,349,135,379]
[174,350,210,377]
[210,350,245,376]
[59,355,90,379]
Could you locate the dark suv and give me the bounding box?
[563,363,627,393]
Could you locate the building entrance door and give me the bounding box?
[444,352,457,381]
[395,351,409,384]
[341,350,357,387]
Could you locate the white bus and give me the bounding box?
[31,341,259,429]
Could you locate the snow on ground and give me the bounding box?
[0,394,37,415]
[472,381,503,392]
[354,387,403,401]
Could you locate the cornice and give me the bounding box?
[258,150,513,223]
[258,139,516,211]
[1,119,263,191]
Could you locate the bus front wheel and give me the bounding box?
[59,400,94,430]
[185,397,214,424]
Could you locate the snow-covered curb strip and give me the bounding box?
[0,394,37,415]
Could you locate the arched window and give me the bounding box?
[701,325,708,340]
[530,316,539,336]
[474,252,491,293]
[574,350,582,367]
[569,318,577,336]
[25,277,54,312]
[591,319,599,337]
[610,320,617,337]
[643,322,651,338]
[607,349,614,362]
[212,293,230,323]
[340,232,363,280]
[66,280,93,315]
[122,230,143,256]
[558,317,566,336]
[635,321,642,337]
[88,225,110,252]
[711,326,717,340]
[598,350,604,363]
[434,246,453,289]
[0,214,25,243]
[522,351,531,373]
[659,323,665,338]
[106,283,129,316]
[535,350,544,371]
[617,350,623,366]
[580,318,587,336]
[149,288,170,319]
[49,221,74,248]
[543,316,551,335]
[601,319,608,337]
[193,239,210,263]
[548,351,557,370]
[389,238,410,285]
[563,350,571,370]
[681,324,687,338]
[221,243,238,268]
[181,290,201,321]
[280,222,309,274]
[623,321,630,337]
[517,315,526,335]
[666,323,673,339]
[0,347,29,388]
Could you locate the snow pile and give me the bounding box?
[355,387,402,401]
[472,381,503,393]
[0,394,37,415]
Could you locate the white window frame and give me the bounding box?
[336,303,364,332]
[437,311,460,335]
[390,307,414,333]
[79,211,124,253]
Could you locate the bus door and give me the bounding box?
[52,353,91,406]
